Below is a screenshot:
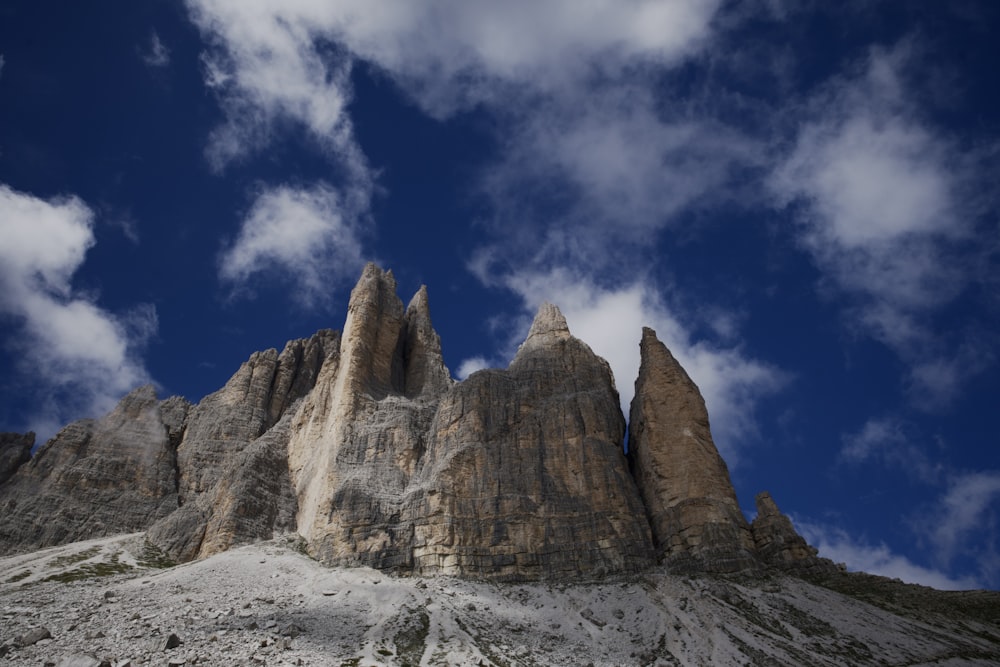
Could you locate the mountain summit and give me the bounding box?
[0,264,834,580]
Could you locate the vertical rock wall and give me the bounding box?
[407,304,654,579]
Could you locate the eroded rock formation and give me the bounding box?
[0,386,188,553]
[148,329,339,561]
[407,303,654,579]
[751,491,835,573]
[627,327,757,573]
[0,263,825,582]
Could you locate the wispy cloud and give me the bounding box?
[185,0,369,181]
[769,41,995,409]
[0,184,155,441]
[840,416,943,484]
[796,518,981,590]
[922,471,1000,584]
[218,182,369,309]
[839,416,1000,587]
[141,31,171,68]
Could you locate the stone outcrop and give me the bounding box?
[0,263,829,582]
[407,303,654,579]
[0,386,189,554]
[286,264,449,569]
[751,491,836,573]
[149,329,339,561]
[176,329,338,502]
[627,327,757,573]
[0,432,33,486]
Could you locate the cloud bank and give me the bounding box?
[0,185,155,441]
[769,42,993,409]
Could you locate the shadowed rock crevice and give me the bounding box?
[0,432,33,486]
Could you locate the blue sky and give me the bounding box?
[1,1,998,590]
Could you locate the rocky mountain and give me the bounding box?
[1,263,999,666]
[0,263,875,581]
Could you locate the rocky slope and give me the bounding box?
[0,263,834,581]
[1,536,998,667]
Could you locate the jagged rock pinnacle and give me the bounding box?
[0,263,833,584]
[627,327,756,573]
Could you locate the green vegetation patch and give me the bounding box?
[46,546,101,569]
[136,540,176,569]
[393,606,430,667]
[42,550,133,583]
[5,570,31,583]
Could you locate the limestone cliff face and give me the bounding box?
[0,432,33,486]
[0,386,188,554]
[287,264,450,569]
[176,330,338,501]
[407,304,654,579]
[148,329,339,561]
[627,327,757,573]
[0,263,831,582]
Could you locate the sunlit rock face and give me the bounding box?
[627,327,757,574]
[147,328,340,562]
[285,264,451,570]
[407,303,654,579]
[0,263,827,582]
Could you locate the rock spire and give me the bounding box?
[0,263,828,583]
[627,327,757,573]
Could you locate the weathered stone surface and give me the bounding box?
[0,263,833,583]
[15,626,51,646]
[55,654,102,667]
[0,431,33,485]
[148,329,339,561]
[175,329,338,501]
[407,303,654,579]
[627,327,756,573]
[0,386,189,555]
[287,264,449,569]
[751,491,835,573]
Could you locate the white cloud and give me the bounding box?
[477,267,786,464]
[796,519,981,591]
[925,471,1000,578]
[185,0,367,177]
[840,416,942,483]
[769,42,989,409]
[274,0,723,117]
[0,184,155,440]
[218,183,368,307]
[455,356,493,381]
[141,31,171,68]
